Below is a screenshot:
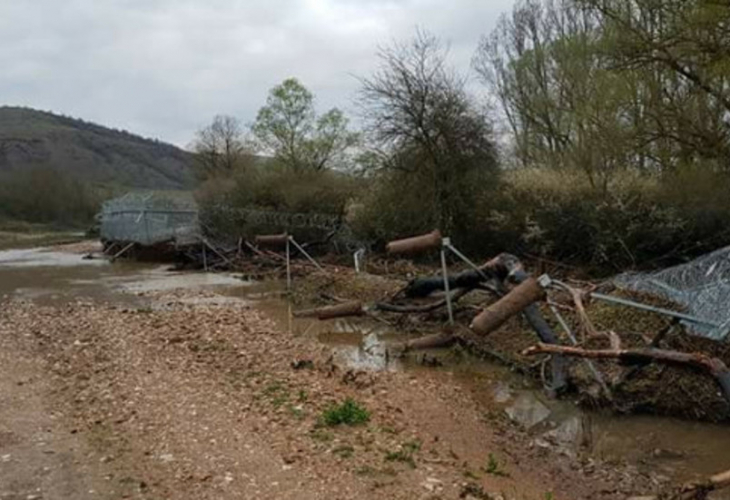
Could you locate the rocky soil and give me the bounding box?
[0,278,670,500]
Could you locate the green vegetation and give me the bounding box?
[7,0,730,272]
[320,398,371,427]
[483,453,508,477]
[0,106,194,189]
[0,106,195,232]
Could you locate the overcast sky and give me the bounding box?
[0,0,515,147]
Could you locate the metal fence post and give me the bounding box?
[441,237,454,325]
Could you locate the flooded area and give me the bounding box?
[1,244,729,492]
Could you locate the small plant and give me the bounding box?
[482,453,509,477]
[320,398,371,427]
[384,439,421,468]
[544,492,554,500]
[463,469,481,480]
[297,390,308,402]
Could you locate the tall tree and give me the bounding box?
[252,78,358,171]
[358,30,499,235]
[191,115,247,180]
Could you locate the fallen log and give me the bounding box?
[386,230,442,255]
[523,343,730,404]
[470,277,545,335]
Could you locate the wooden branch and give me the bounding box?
[523,343,730,404]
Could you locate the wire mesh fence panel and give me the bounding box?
[615,246,730,341]
[100,191,201,246]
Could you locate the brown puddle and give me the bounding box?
[1,245,729,490]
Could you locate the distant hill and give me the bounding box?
[0,106,196,189]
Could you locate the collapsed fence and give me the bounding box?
[100,192,730,421]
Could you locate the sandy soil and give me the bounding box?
[0,279,672,500]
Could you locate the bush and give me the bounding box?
[0,168,103,227]
[197,163,358,243]
[487,167,730,273]
[320,398,371,427]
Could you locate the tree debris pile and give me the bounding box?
[290,254,730,422]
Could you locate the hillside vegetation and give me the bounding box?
[0,106,196,227]
[0,106,195,189]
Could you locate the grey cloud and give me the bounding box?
[0,0,514,146]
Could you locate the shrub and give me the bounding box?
[320,398,371,427]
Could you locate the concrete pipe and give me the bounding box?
[255,234,289,248]
[470,277,546,336]
[386,230,442,255]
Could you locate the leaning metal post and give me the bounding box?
[289,236,324,272]
[444,241,490,281]
[286,237,292,292]
[441,237,455,325]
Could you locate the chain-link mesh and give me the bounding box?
[100,191,201,246]
[615,246,730,341]
[101,191,368,252]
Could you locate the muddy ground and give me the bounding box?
[0,243,727,500]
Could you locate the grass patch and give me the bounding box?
[320,398,370,427]
[384,439,421,468]
[482,453,509,477]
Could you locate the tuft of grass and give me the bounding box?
[482,453,509,477]
[320,398,370,427]
[384,439,421,468]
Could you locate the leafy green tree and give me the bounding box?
[252,78,358,171]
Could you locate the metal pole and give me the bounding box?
[589,291,720,329]
[202,241,208,271]
[445,242,490,281]
[549,303,611,397]
[289,237,324,272]
[441,238,454,325]
[286,237,292,292]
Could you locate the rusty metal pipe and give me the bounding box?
[386,230,442,255]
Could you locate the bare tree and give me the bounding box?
[358,30,499,234]
[191,115,248,180]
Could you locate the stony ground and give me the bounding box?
[0,274,671,500]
